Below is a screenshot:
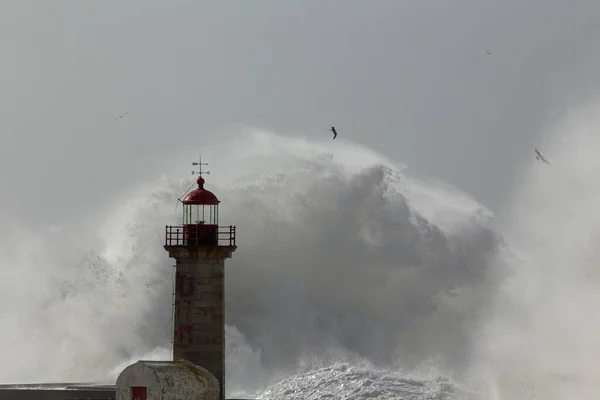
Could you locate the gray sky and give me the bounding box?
[2,0,600,224]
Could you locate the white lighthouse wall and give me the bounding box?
[116,360,219,400]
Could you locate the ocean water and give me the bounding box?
[2,112,600,399]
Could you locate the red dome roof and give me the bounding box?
[182,177,220,205]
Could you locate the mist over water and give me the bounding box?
[468,105,600,399]
[0,128,509,398]
[221,132,498,377]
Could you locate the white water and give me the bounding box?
[0,118,595,399]
[467,104,600,399]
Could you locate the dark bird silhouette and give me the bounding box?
[330,126,337,140]
[113,111,130,122]
[535,148,550,165]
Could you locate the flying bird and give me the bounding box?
[481,50,492,56]
[330,126,337,140]
[113,111,130,122]
[535,148,550,165]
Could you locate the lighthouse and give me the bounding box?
[162,159,237,399]
[114,158,236,400]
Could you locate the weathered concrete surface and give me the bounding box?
[173,258,225,390]
[116,360,219,400]
[165,245,236,400]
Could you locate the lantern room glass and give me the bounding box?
[183,203,219,225]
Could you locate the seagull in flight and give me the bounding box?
[330,126,338,140]
[481,50,492,56]
[535,148,550,165]
[113,111,130,122]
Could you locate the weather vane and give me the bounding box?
[192,155,210,177]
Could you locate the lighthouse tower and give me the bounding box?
[164,160,237,400]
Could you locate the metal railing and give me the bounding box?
[165,225,236,247]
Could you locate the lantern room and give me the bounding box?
[179,176,221,247]
[181,177,220,225]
